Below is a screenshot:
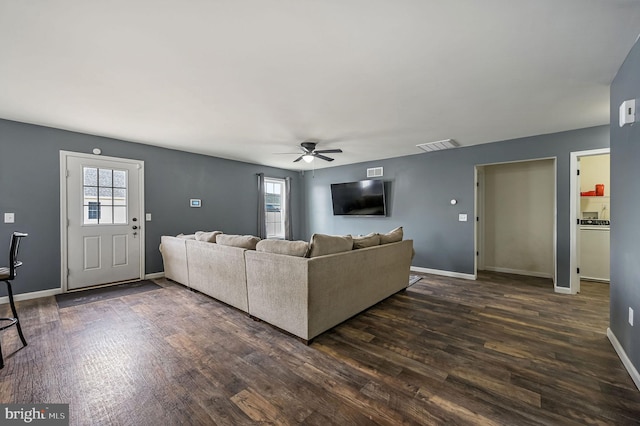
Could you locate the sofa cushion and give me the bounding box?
[308,234,353,258]
[379,226,403,244]
[195,230,222,243]
[353,233,381,249]
[256,239,309,257]
[177,233,196,240]
[216,234,260,250]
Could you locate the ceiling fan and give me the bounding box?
[293,141,343,163]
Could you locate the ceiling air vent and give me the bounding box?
[416,139,458,152]
[367,167,383,178]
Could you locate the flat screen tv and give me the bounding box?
[331,180,386,216]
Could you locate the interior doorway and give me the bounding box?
[60,151,145,292]
[569,148,611,294]
[475,158,557,287]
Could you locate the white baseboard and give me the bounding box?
[0,288,62,305]
[145,272,165,280]
[483,266,553,279]
[410,266,476,281]
[607,327,640,391]
[580,276,610,283]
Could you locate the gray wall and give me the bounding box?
[610,38,640,372]
[304,126,609,286]
[0,119,302,296]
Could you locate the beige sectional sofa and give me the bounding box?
[159,235,190,285]
[186,241,250,312]
[159,230,413,342]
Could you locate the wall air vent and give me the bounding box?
[416,139,458,152]
[367,167,383,178]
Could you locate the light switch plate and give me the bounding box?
[4,213,15,223]
[458,213,468,222]
[145,213,152,221]
[630,307,634,326]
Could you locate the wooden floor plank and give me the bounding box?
[1,273,639,425]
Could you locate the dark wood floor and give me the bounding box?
[1,272,639,425]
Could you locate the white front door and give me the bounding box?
[62,152,144,290]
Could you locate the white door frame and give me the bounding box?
[474,166,485,275]
[474,157,557,288]
[569,148,610,294]
[59,150,145,292]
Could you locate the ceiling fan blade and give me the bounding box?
[314,149,343,154]
[314,154,335,162]
[293,155,304,162]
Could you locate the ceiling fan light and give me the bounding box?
[302,154,314,163]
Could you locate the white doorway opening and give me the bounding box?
[475,158,557,288]
[569,148,610,294]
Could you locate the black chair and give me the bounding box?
[0,232,28,369]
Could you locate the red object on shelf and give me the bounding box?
[595,184,605,196]
[581,191,597,196]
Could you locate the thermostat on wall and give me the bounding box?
[190,199,202,208]
[619,99,636,127]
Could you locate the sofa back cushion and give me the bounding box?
[308,234,353,258]
[216,234,260,250]
[256,239,309,257]
[195,230,223,243]
[177,233,196,240]
[379,226,403,244]
[353,233,381,249]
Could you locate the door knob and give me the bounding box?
[132,225,138,230]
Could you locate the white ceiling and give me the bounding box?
[1,1,639,170]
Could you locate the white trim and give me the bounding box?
[552,158,558,287]
[145,272,165,280]
[59,150,146,293]
[411,266,476,281]
[554,286,572,294]
[474,167,482,274]
[475,156,557,167]
[607,328,640,391]
[569,151,580,294]
[580,276,610,283]
[482,266,553,279]
[59,152,68,293]
[0,288,62,305]
[569,148,610,294]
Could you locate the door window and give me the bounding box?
[83,167,128,225]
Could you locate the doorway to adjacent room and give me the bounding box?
[475,158,557,287]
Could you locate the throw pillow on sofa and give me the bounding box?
[195,230,222,243]
[176,233,196,240]
[379,226,403,244]
[353,233,381,249]
[216,234,260,250]
[308,234,353,257]
[256,239,309,257]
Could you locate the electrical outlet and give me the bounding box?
[4,213,15,223]
[630,307,634,326]
[458,214,468,222]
